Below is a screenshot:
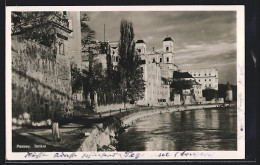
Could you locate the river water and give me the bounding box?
[117,107,237,151]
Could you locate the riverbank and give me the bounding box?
[120,103,233,127]
[12,103,235,152]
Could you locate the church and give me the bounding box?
[135,37,179,106]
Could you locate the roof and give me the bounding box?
[192,80,202,85]
[136,40,146,44]
[173,71,193,79]
[163,37,174,42]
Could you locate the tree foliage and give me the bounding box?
[170,79,193,93]
[71,62,83,94]
[81,13,96,48]
[118,19,145,102]
[11,12,66,47]
[203,88,217,101]
[218,83,237,101]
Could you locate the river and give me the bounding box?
[117,107,237,151]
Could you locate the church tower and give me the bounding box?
[162,37,174,53]
[136,40,146,55]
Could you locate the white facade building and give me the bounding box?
[181,68,218,90]
[136,37,178,106]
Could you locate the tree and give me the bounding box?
[118,19,145,107]
[203,88,217,101]
[218,83,237,101]
[170,79,193,104]
[81,14,106,110]
[71,62,83,94]
[11,12,66,48]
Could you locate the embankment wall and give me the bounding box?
[78,103,224,151]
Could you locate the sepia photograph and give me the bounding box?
[6,6,245,160]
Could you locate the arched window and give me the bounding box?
[166,47,169,52]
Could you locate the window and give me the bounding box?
[209,79,211,81]
[59,42,64,55]
[199,79,200,82]
[167,57,169,62]
[166,47,169,52]
[194,74,196,76]
[199,74,200,76]
[153,58,155,63]
[209,84,211,87]
[116,56,119,62]
[63,11,67,16]
[141,67,143,72]
[205,79,206,81]
[205,73,207,76]
[160,58,162,62]
[138,49,141,53]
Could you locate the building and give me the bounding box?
[181,68,218,90]
[137,62,162,106]
[135,37,178,106]
[11,11,81,124]
[109,41,120,70]
[66,12,84,102]
[136,37,178,82]
[226,82,233,102]
[172,71,203,104]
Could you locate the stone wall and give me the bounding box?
[96,103,135,113]
[12,36,73,126]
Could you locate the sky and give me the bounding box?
[81,11,237,85]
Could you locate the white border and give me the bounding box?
[6,5,245,160]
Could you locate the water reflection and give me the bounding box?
[117,108,237,151]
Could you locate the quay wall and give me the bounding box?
[96,103,135,113]
[78,103,226,151]
[121,104,223,127]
